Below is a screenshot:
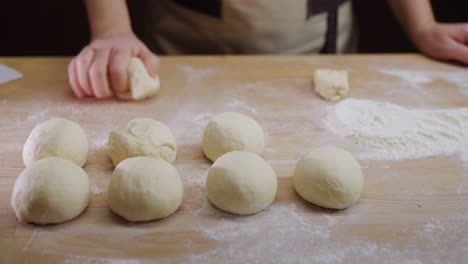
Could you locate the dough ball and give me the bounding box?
[23,118,88,167]
[314,69,349,101]
[107,157,183,221]
[108,118,177,166]
[117,57,160,100]
[293,146,363,209]
[11,157,90,224]
[202,112,265,162]
[206,151,277,215]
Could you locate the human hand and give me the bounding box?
[68,31,159,98]
[411,22,468,65]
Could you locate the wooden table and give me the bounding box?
[1,55,467,263]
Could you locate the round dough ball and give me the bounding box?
[108,118,177,166]
[23,118,88,167]
[11,157,90,224]
[206,151,277,215]
[202,112,265,162]
[293,146,363,209]
[107,157,183,221]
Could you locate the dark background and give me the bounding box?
[0,1,467,56]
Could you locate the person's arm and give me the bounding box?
[68,0,159,98]
[388,0,468,64]
[86,0,132,40]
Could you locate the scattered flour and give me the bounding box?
[181,171,217,217]
[64,256,141,264]
[2,143,21,153]
[185,208,468,264]
[193,203,334,241]
[325,98,468,161]
[418,213,468,256]
[377,68,468,95]
[185,201,344,264]
[26,109,50,124]
[456,185,467,195]
[90,134,108,150]
[193,113,215,126]
[167,111,214,146]
[177,168,467,264]
[182,169,340,263]
[265,147,277,153]
[225,97,258,114]
[458,145,468,170]
[91,184,105,195]
[178,65,216,84]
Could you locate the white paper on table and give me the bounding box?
[0,64,23,84]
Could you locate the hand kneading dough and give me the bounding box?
[206,151,277,215]
[23,118,88,167]
[293,146,363,209]
[108,118,177,166]
[11,157,90,224]
[107,157,183,221]
[314,69,349,101]
[117,57,160,100]
[202,112,265,162]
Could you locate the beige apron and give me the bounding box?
[145,0,356,55]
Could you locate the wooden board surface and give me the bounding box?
[1,55,467,263]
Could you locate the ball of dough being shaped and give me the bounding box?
[206,151,277,215]
[202,112,265,162]
[108,118,177,166]
[293,146,363,209]
[116,57,160,100]
[11,157,90,224]
[107,157,183,221]
[23,118,89,167]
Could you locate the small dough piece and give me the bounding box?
[314,69,349,101]
[202,112,265,162]
[206,151,277,215]
[108,118,177,166]
[117,57,160,100]
[293,146,363,209]
[23,118,88,167]
[11,157,90,224]
[107,157,183,222]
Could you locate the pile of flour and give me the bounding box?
[325,98,468,160]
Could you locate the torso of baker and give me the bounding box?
[146,0,356,55]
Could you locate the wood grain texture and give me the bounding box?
[0,55,467,263]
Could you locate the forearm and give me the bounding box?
[85,0,132,39]
[387,0,435,38]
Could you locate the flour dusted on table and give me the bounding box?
[325,98,468,160]
[376,68,468,96]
